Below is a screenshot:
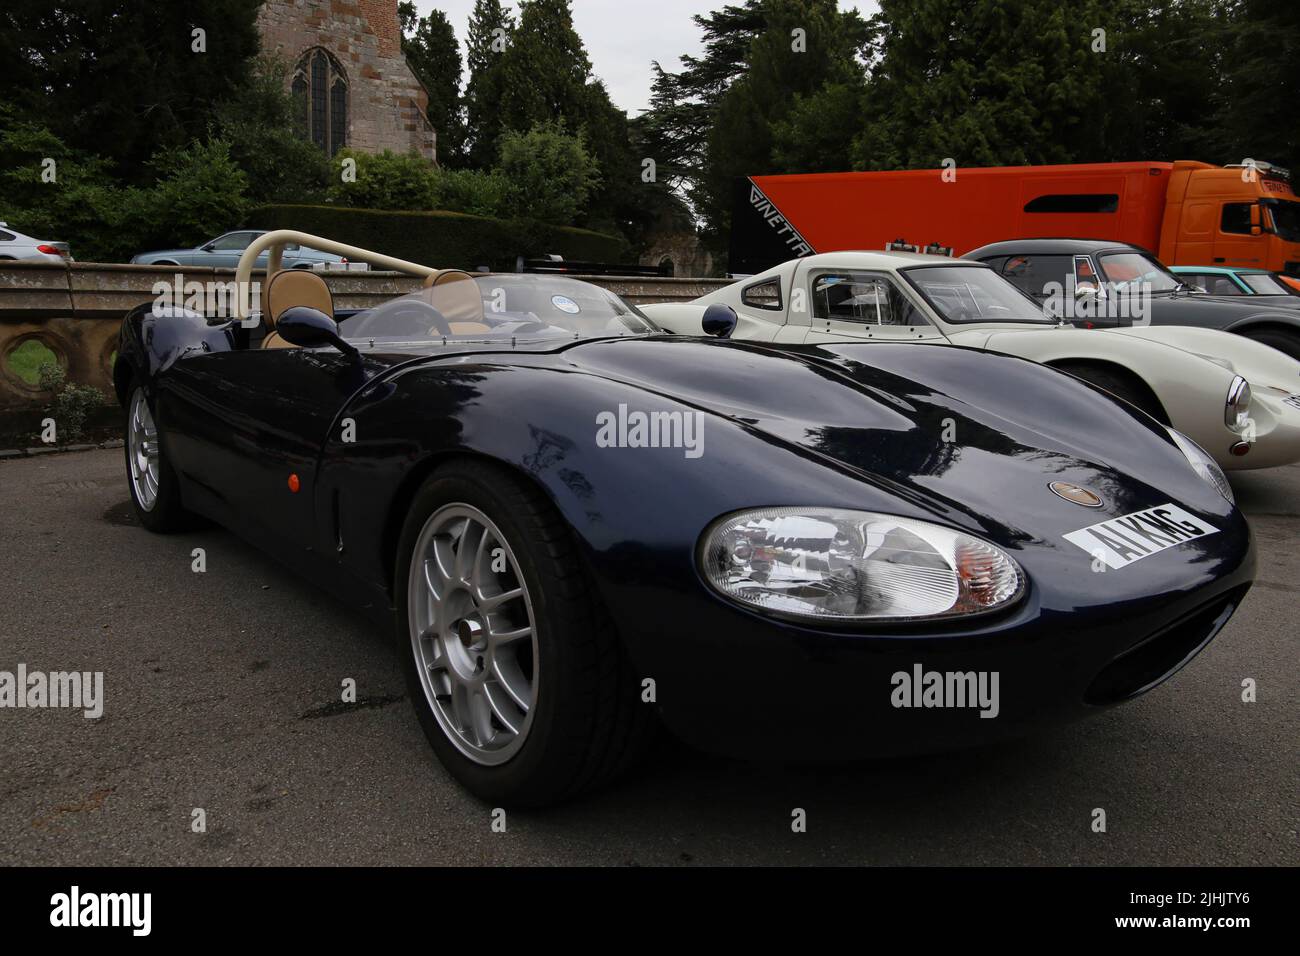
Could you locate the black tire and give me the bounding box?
[123,383,194,533]
[1239,327,1300,361]
[395,459,655,807]
[1056,363,1167,423]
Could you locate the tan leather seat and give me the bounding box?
[421,270,492,335]
[261,270,335,349]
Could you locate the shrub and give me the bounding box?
[38,363,104,443]
[135,138,251,251]
[431,168,513,219]
[496,122,601,226]
[213,56,331,205]
[246,203,629,272]
[0,110,251,262]
[327,149,439,210]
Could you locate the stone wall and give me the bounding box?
[256,0,436,160]
[639,231,716,279]
[0,263,728,409]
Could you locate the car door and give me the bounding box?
[726,275,792,342]
[1215,202,1269,268]
[158,344,395,559]
[201,231,258,268]
[801,270,945,345]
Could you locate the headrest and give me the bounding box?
[264,269,334,327]
[420,270,484,324]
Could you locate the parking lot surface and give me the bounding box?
[1,449,1296,865]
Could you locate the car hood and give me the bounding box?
[1152,292,1300,319]
[559,336,1235,548]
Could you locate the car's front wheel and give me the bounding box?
[123,384,193,532]
[395,460,653,806]
[1239,327,1300,361]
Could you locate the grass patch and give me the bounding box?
[6,340,60,386]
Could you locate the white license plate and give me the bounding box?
[1063,503,1218,570]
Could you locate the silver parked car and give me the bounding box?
[0,223,72,263]
[131,230,352,269]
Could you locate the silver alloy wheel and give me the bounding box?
[408,503,539,766]
[127,388,160,512]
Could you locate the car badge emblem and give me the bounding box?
[1049,481,1103,508]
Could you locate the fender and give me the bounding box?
[113,302,235,402]
[1222,311,1300,336]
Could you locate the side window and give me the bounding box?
[999,254,1072,299]
[1206,275,1243,295]
[1178,272,1213,292]
[1220,203,1254,235]
[210,232,253,251]
[812,273,928,327]
[1073,256,1099,292]
[741,277,782,311]
[0,230,15,242]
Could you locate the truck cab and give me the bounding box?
[1158,160,1300,278]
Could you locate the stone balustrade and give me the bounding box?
[0,262,727,408]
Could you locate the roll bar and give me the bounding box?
[234,230,436,320]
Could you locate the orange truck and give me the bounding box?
[731,160,1300,280]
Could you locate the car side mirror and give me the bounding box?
[701,303,738,339]
[276,306,358,358]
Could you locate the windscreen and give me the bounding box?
[902,266,1054,324]
[340,274,657,346]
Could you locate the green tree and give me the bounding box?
[497,0,592,133]
[697,0,868,251]
[0,0,263,181]
[770,80,868,174]
[496,122,600,225]
[399,2,467,165]
[213,57,332,204]
[1211,0,1298,171]
[641,2,770,205]
[464,0,516,167]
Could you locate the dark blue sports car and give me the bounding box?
[112,232,1254,806]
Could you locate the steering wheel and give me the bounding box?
[349,300,453,339]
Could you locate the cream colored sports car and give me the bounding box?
[642,252,1300,471]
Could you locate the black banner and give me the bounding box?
[0,866,1285,940]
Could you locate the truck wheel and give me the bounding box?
[395,459,654,806]
[1056,363,1168,424]
[1239,328,1300,361]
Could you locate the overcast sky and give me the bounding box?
[411,0,881,116]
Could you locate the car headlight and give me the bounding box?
[698,508,1024,623]
[1168,428,1234,504]
[1226,376,1251,432]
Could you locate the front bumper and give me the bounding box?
[607,532,1254,761]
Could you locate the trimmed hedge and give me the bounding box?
[245,204,630,271]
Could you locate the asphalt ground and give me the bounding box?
[0,448,1295,866]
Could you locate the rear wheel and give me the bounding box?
[395,460,654,806]
[1056,363,1167,423]
[124,385,193,532]
[1239,327,1300,361]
